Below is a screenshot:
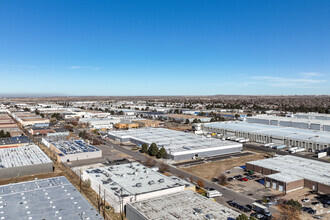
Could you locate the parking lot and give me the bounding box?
[282,188,330,219]
[224,166,282,201]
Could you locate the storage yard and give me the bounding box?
[0,144,53,180]
[82,162,185,212]
[108,128,242,161]
[0,176,103,220]
[246,155,330,194]
[202,122,330,151]
[126,190,240,220]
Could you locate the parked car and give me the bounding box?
[242,177,248,181]
[227,200,235,206]
[227,177,234,182]
[308,209,316,215]
[312,202,320,205]
[302,198,310,202]
[303,207,312,212]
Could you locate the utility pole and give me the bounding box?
[79,169,82,192]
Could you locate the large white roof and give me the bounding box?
[128,190,240,220]
[248,155,330,185]
[109,128,241,155]
[0,145,52,168]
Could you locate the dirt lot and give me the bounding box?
[182,152,266,180]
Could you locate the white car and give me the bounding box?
[302,198,310,202]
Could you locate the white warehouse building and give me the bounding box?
[82,162,185,212]
[246,115,330,132]
[202,122,330,152]
[108,128,242,161]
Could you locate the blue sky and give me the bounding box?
[0,0,329,96]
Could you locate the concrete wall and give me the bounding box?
[126,204,148,220]
[171,146,242,161]
[0,162,53,180]
[59,150,102,162]
[285,179,304,193]
[318,183,330,194]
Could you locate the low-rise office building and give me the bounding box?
[246,155,330,194]
[0,176,103,220]
[108,128,242,161]
[0,144,53,179]
[42,137,102,162]
[202,122,330,152]
[126,190,240,220]
[82,162,185,212]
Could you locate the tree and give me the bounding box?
[274,203,301,220]
[5,132,11,138]
[192,118,199,123]
[143,157,156,167]
[156,147,167,158]
[141,143,148,153]
[196,179,205,188]
[287,199,302,211]
[236,214,249,220]
[185,119,190,124]
[218,174,228,186]
[235,114,240,119]
[159,163,169,173]
[148,143,159,156]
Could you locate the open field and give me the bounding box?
[182,152,266,180]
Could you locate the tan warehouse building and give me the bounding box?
[246,155,330,194]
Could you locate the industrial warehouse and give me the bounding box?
[246,155,330,194]
[82,162,185,212]
[246,115,330,131]
[202,122,330,152]
[42,136,102,162]
[0,145,53,179]
[0,136,30,149]
[126,190,240,220]
[0,176,103,220]
[108,128,242,161]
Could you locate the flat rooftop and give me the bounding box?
[204,122,330,144]
[47,138,100,155]
[247,155,330,185]
[109,128,241,155]
[247,115,330,126]
[0,176,103,220]
[128,190,240,220]
[84,162,184,197]
[0,145,52,168]
[0,136,30,146]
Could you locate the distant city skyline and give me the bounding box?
[0,0,329,96]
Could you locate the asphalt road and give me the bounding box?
[101,138,256,205]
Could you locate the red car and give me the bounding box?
[242,178,248,181]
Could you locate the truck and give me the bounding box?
[263,143,274,147]
[206,189,222,198]
[290,148,305,154]
[272,145,286,150]
[252,202,271,217]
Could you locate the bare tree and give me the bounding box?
[218,174,228,186]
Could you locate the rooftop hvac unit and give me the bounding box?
[158,178,164,183]
[148,180,155,185]
[136,183,142,187]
